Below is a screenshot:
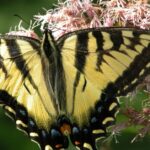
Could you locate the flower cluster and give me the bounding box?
[34,0,150,38]
[6,20,39,39]
[7,0,150,39]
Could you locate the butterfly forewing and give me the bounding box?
[0,36,57,134]
[58,28,150,125]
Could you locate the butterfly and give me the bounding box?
[0,27,150,150]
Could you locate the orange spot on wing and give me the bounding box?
[60,123,71,135]
[55,144,63,149]
[74,141,81,145]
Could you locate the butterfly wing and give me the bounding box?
[1,28,150,150]
[57,28,150,127]
[0,36,57,145]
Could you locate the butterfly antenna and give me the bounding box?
[14,14,29,26]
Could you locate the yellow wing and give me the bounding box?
[1,28,150,150]
[57,28,150,126]
[0,36,57,142]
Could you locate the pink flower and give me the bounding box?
[7,0,150,39]
[7,20,40,40]
[34,0,150,39]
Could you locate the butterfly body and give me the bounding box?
[0,28,150,150]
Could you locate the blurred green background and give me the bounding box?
[0,0,150,150]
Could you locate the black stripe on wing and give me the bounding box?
[109,30,124,50]
[0,90,52,150]
[72,33,89,113]
[104,43,150,97]
[4,38,42,95]
[5,39,30,78]
[0,55,7,76]
[92,31,104,72]
[75,32,88,72]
